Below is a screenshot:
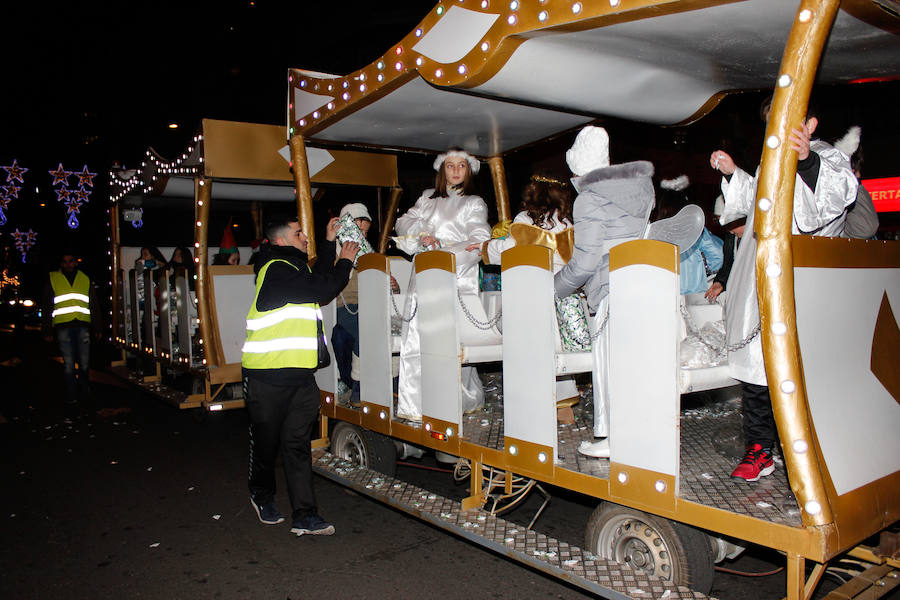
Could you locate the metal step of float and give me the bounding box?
[312,449,714,600]
[108,365,203,409]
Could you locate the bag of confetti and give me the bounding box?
[555,293,591,351]
[336,213,374,264]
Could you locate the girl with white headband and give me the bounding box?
[393,148,491,421]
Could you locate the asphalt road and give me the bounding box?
[1,328,892,600]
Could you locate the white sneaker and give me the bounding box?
[578,438,610,458]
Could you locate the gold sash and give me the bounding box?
[509,223,574,264]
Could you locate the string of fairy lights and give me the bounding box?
[109,133,206,366]
[288,0,622,137]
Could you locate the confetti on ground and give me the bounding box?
[146,467,153,472]
[756,501,772,508]
[18,471,25,475]
[110,460,118,465]
[702,473,714,480]
[563,559,579,567]
[629,589,646,595]
[187,487,194,491]
[212,515,221,520]
[661,591,671,598]
[149,542,160,548]
[10,514,16,518]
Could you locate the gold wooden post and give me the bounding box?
[109,202,120,341]
[195,176,219,367]
[461,459,486,511]
[289,135,317,261]
[249,201,263,240]
[488,156,511,223]
[785,553,805,600]
[378,187,404,253]
[755,0,839,528]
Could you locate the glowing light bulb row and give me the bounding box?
[292,0,633,132]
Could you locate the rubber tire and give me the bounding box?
[585,502,714,594]
[330,422,397,477]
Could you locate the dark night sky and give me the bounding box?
[0,1,430,289]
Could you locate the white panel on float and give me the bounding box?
[413,6,499,64]
[609,262,680,478]
[417,265,462,426]
[293,88,334,121]
[501,257,557,457]
[314,300,338,395]
[277,145,335,179]
[211,271,256,365]
[358,267,395,410]
[795,267,900,495]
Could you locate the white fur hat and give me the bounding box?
[433,149,480,174]
[566,126,610,176]
[339,202,372,221]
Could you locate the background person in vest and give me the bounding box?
[42,251,99,415]
[243,215,357,536]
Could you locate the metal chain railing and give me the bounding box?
[457,289,502,330]
[390,291,417,322]
[680,304,760,353]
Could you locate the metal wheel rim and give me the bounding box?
[596,515,674,580]
[334,428,369,468]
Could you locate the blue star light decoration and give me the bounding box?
[49,163,94,228]
[64,197,84,229]
[0,194,10,227]
[2,160,28,184]
[11,228,37,262]
[48,163,72,187]
[75,165,96,188]
[2,183,20,199]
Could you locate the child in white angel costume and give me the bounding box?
[393,149,492,421]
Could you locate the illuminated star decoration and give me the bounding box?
[48,163,72,187]
[11,228,38,262]
[75,165,96,188]
[55,187,71,202]
[2,183,20,199]
[2,159,28,184]
[74,186,91,202]
[64,197,84,229]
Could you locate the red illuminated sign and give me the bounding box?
[862,178,900,213]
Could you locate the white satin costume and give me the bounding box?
[394,188,492,421]
[721,140,857,386]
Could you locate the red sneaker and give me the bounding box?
[730,443,775,482]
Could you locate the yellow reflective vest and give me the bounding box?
[49,270,91,326]
[241,259,322,370]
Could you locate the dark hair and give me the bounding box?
[168,246,193,266]
[520,175,573,228]
[59,248,80,262]
[142,246,166,264]
[850,144,863,175]
[430,148,478,198]
[212,252,238,265]
[264,215,299,243]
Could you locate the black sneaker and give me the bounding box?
[291,513,335,536]
[250,498,285,525]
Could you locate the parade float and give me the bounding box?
[108,0,900,598]
[277,1,900,599]
[108,118,400,410]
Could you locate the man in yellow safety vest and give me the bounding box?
[243,214,357,536]
[43,251,98,415]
